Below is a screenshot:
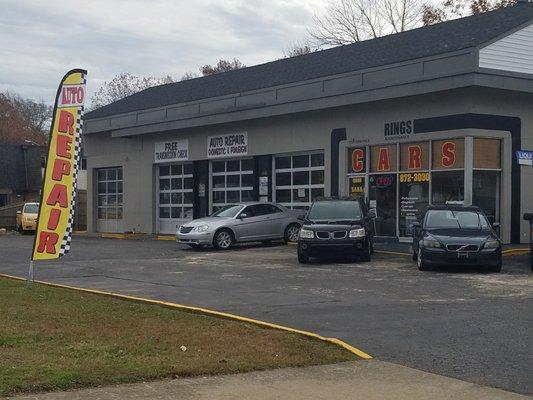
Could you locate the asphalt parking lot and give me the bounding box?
[1,233,532,395]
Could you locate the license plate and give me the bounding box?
[457,252,469,259]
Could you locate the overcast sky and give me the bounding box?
[0,0,326,106]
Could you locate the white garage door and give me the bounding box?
[210,158,254,213]
[273,152,325,209]
[157,163,194,234]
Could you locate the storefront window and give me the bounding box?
[473,170,500,224]
[431,171,464,204]
[369,174,396,236]
[399,173,430,236]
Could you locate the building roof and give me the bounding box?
[86,3,533,120]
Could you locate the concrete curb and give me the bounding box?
[0,274,372,360]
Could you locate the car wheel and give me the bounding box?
[298,251,309,264]
[213,229,233,250]
[284,223,301,243]
[360,242,371,262]
[489,259,502,273]
[417,250,430,271]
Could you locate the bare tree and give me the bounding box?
[283,43,315,58]
[200,59,245,76]
[422,0,516,25]
[2,92,52,134]
[0,93,48,145]
[310,0,424,46]
[90,73,175,110]
[180,71,200,81]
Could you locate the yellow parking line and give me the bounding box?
[502,248,530,256]
[157,235,175,241]
[375,250,411,257]
[0,273,372,360]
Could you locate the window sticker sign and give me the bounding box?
[155,140,189,163]
[207,132,248,158]
[517,150,533,166]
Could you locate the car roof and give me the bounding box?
[426,204,482,212]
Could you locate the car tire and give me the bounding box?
[489,260,502,273]
[213,229,234,250]
[298,252,309,264]
[360,243,371,262]
[284,223,301,243]
[417,250,430,271]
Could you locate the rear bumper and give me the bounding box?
[298,237,369,256]
[421,247,501,266]
[176,232,215,245]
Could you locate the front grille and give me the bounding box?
[446,244,480,252]
[332,231,347,239]
[179,226,194,234]
[316,231,330,239]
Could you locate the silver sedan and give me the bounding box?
[176,202,303,249]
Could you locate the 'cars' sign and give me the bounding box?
[207,132,248,158]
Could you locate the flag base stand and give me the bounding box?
[27,260,34,284]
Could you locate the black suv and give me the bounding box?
[297,197,375,263]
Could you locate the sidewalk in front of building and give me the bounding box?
[9,360,529,400]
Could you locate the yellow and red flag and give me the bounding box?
[32,69,87,260]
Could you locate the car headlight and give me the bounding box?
[349,228,366,238]
[192,225,210,232]
[484,239,500,249]
[299,229,314,239]
[422,237,441,248]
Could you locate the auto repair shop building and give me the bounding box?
[83,2,533,243]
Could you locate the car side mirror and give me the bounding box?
[411,221,421,228]
[16,211,22,215]
[239,213,248,219]
[492,222,500,228]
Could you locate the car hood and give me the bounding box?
[304,222,363,231]
[182,217,232,227]
[426,228,495,244]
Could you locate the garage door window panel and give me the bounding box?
[210,158,255,211]
[97,167,123,221]
[157,163,194,233]
[274,152,325,209]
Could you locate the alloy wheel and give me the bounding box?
[287,225,300,242]
[216,231,232,249]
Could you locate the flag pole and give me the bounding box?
[27,260,34,284]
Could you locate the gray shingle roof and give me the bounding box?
[86,3,533,120]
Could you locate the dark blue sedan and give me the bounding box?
[412,205,502,272]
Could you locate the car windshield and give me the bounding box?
[210,205,243,218]
[307,201,362,222]
[23,204,39,213]
[425,210,489,229]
